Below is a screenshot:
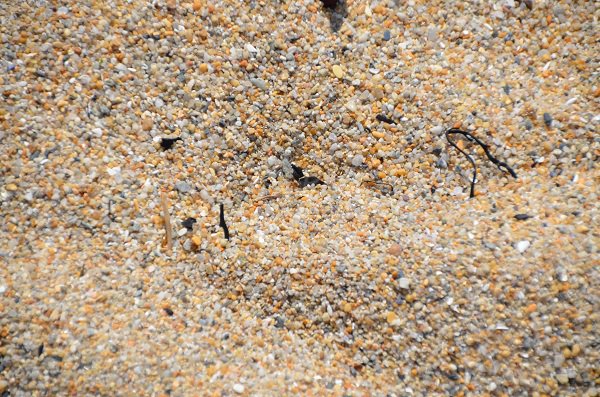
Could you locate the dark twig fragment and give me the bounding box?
[219,203,230,240]
[445,128,518,198]
[376,114,397,125]
[160,137,182,150]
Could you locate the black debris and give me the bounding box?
[160,137,182,150]
[219,203,230,240]
[432,148,443,156]
[38,344,44,356]
[291,163,325,188]
[164,308,174,316]
[299,176,325,188]
[515,214,533,221]
[182,217,197,231]
[376,114,397,125]
[321,0,338,8]
[445,128,518,198]
[291,164,305,181]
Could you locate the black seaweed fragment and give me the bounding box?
[445,128,518,198]
[160,137,182,150]
[291,164,325,188]
[299,176,326,188]
[219,203,230,240]
[291,164,305,181]
[182,217,197,231]
[515,214,533,221]
[376,114,397,125]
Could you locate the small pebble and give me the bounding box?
[398,278,410,290]
[515,240,531,253]
[233,384,245,394]
[250,78,267,90]
[332,65,344,79]
[383,30,391,41]
[175,181,192,193]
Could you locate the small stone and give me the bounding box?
[5,183,17,191]
[175,181,192,193]
[431,126,444,135]
[386,311,401,326]
[177,227,188,237]
[515,240,530,253]
[387,244,402,256]
[556,373,569,385]
[398,278,410,290]
[332,65,344,79]
[351,154,364,167]
[233,383,245,394]
[141,117,153,131]
[543,112,553,127]
[193,0,202,11]
[199,63,209,73]
[191,236,201,246]
[250,78,267,90]
[383,30,391,41]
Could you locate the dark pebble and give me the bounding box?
[514,214,533,221]
[383,30,391,41]
[164,308,174,316]
[543,112,553,127]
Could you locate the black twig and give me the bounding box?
[219,203,230,240]
[376,114,397,125]
[445,128,517,198]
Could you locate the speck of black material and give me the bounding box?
[321,0,338,9]
[291,164,305,181]
[182,217,197,231]
[219,203,230,240]
[432,148,442,156]
[160,137,182,150]
[164,308,174,316]
[299,176,325,188]
[38,344,44,356]
[445,128,518,198]
[291,164,325,188]
[543,112,553,127]
[376,114,397,125]
[515,214,533,221]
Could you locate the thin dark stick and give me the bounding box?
[445,128,517,198]
[376,114,397,125]
[219,203,230,240]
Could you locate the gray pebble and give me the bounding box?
[175,181,192,193]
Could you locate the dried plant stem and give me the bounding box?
[161,191,173,251]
